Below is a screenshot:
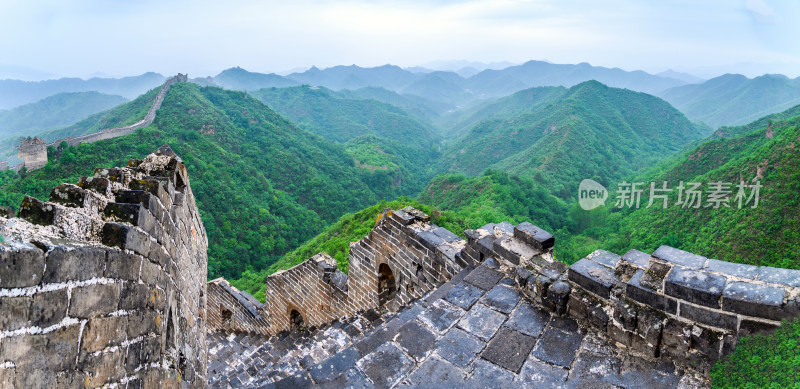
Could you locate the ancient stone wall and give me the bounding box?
[462,221,800,372]
[207,278,270,336]
[204,203,798,376]
[16,136,47,170]
[3,74,187,172]
[0,145,208,388]
[562,247,800,370]
[208,207,470,336]
[50,74,186,149]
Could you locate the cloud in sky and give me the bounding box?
[0,0,798,79]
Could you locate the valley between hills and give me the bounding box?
[0,62,799,386]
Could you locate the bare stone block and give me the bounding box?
[43,246,107,283]
[0,324,80,370]
[30,289,68,327]
[81,349,125,388]
[0,296,32,331]
[664,267,726,308]
[69,283,121,318]
[81,316,128,353]
[0,242,45,288]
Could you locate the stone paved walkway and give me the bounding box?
[208,261,709,388]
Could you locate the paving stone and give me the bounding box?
[444,282,485,310]
[482,257,500,269]
[568,351,623,387]
[464,265,504,291]
[480,285,520,314]
[480,327,537,373]
[467,358,516,388]
[307,348,359,383]
[652,245,707,269]
[435,328,486,367]
[356,343,415,388]
[664,266,727,308]
[273,373,312,389]
[505,302,550,337]
[618,356,680,389]
[317,368,371,389]
[516,358,569,388]
[457,303,508,341]
[418,299,464,334]
[704,259,758,279]
[531,326,583,368]
[395,320,437,360]
[401,356,466,388]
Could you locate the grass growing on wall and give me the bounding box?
[710,319,800,388]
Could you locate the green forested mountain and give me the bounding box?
[287,64,419,91]
[441,86,566,138]
[0,72,165,109]
[0,82,427,280]
[0,91,127,140]
[580,106,800,270]
[333,86,443,121]
[441,81,710,197]
[464,60,686,97]
[658,73,800,129]
[250,85,438,149]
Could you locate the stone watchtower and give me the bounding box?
[17,137,47,170]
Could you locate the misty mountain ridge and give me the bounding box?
[0,72,165,109]
[658,73,800,129]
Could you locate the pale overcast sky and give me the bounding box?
[0,0,798,80]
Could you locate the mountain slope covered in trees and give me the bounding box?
[0,82,429,280]
[0,72,165,109]
[0,91,127,140]
[658,73,800,129]
[441,81,710,197]
[582,105,800,270]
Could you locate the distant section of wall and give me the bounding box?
[0,145,208,388]
[0,160,7,170]
[4,74,187,172]
[207,278,270,336]
[50,74,187,148]
[16,136,47,170]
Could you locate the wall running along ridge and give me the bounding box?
[209,208,799,375]
[0,145,208,388]
[9,74,188,172]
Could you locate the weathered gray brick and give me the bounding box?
[568,258,616,298]
[0,242,45,288]
[652,245,707,269]
[664,266,726,308]
[722,281,786,320]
